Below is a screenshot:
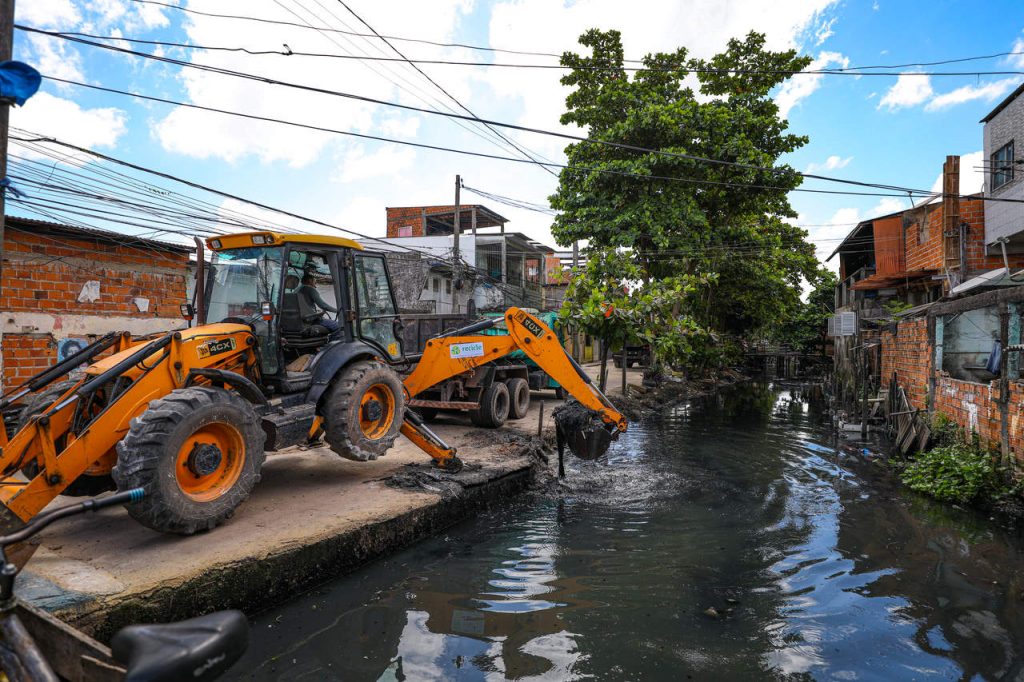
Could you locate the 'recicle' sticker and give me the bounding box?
[450,341,484,359]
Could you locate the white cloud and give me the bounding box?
[24,34,84,86]
[488,0,839,135]
[334,144,417,183]
[775,51,849,119]
[1007,36,1024,69]
[806,155,852,173]
[154,0,475,168]
[815,17,836,46]
[379,117,421,138]
[89,0,129,26]
[133,1,171,29]
[878,72,933,110]
[925,78,1018,111]
[928,150,985,195]
[15,0,80,28]
[11,92,127,157]
[871,196,906,216]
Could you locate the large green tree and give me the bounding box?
[552,29,821,367]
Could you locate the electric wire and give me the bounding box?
[25,27,1024,204]
[42,76,1018,205]
[331,0,558,176]
[124,0,1024,73]
[42,29,1024,77]
[268,0,547,173]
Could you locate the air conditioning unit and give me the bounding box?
[827,311,857,337]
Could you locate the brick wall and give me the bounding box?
[904,199,1024,277]
[385,205,495,238]
[882,313,1024,462]
[0,222,190,389]
[905,205,943,272]
[386,206,427,238]
[2,336,57,388]
[880,317,930,409]
[932,377,1001,451]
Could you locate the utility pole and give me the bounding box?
[0,0,15,296]
[572,240,580,361]
[453,174,461,314]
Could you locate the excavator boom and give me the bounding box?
[401,307,627,468]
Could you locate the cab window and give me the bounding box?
[352,255,401,359]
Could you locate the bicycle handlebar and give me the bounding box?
[0,488,144,548]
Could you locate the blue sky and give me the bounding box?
[11,0,1024,269]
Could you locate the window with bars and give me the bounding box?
[992,140,1014,190]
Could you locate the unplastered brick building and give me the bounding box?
[0,216,192,389]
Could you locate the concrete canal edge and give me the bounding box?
[92,460,534,642]
[19,426,541,643]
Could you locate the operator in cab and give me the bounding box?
[299,273,340,339]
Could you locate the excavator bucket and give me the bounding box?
[553,400,616,461]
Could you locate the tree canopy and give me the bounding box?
[551,29,823,368]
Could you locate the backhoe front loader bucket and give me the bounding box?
[552,400,617,461]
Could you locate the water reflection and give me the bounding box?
[229,384,1024,681]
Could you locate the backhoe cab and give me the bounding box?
[0,231,626,536]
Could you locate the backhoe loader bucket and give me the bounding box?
[553,400,616,461]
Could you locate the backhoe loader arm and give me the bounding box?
[400,308,627,470]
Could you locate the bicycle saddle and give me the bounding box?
[111,610,249,682]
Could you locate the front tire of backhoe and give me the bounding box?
[113,387,265,535]
[323,361,405,462]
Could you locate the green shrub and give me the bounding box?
[900,443,1003,504]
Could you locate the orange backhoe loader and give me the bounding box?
[0,231,626,535]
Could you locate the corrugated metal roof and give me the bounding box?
[5,215,194,253]
[849,269,938,290]
[827,213,893,262]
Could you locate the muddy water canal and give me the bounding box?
[229,384,1024,680]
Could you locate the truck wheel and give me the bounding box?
[113,387,265,535]
[323,360,405,461]
[470,382,509,428]
[18,381,116,497]
[416,407,439,422]
[505,378,530,420]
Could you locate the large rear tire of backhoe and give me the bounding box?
[17,381,116,497]
[323,360,405,462]
[470,381,510,428]
[112,387,265,535]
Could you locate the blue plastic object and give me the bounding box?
[0,61,41,106]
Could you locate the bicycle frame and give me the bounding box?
[0,491,141,682]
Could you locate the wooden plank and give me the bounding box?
[15,601,124,682]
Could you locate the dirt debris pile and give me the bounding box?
[616,368,747,417]
[384,464,478,498]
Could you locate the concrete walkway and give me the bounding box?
[20,363,643,639]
